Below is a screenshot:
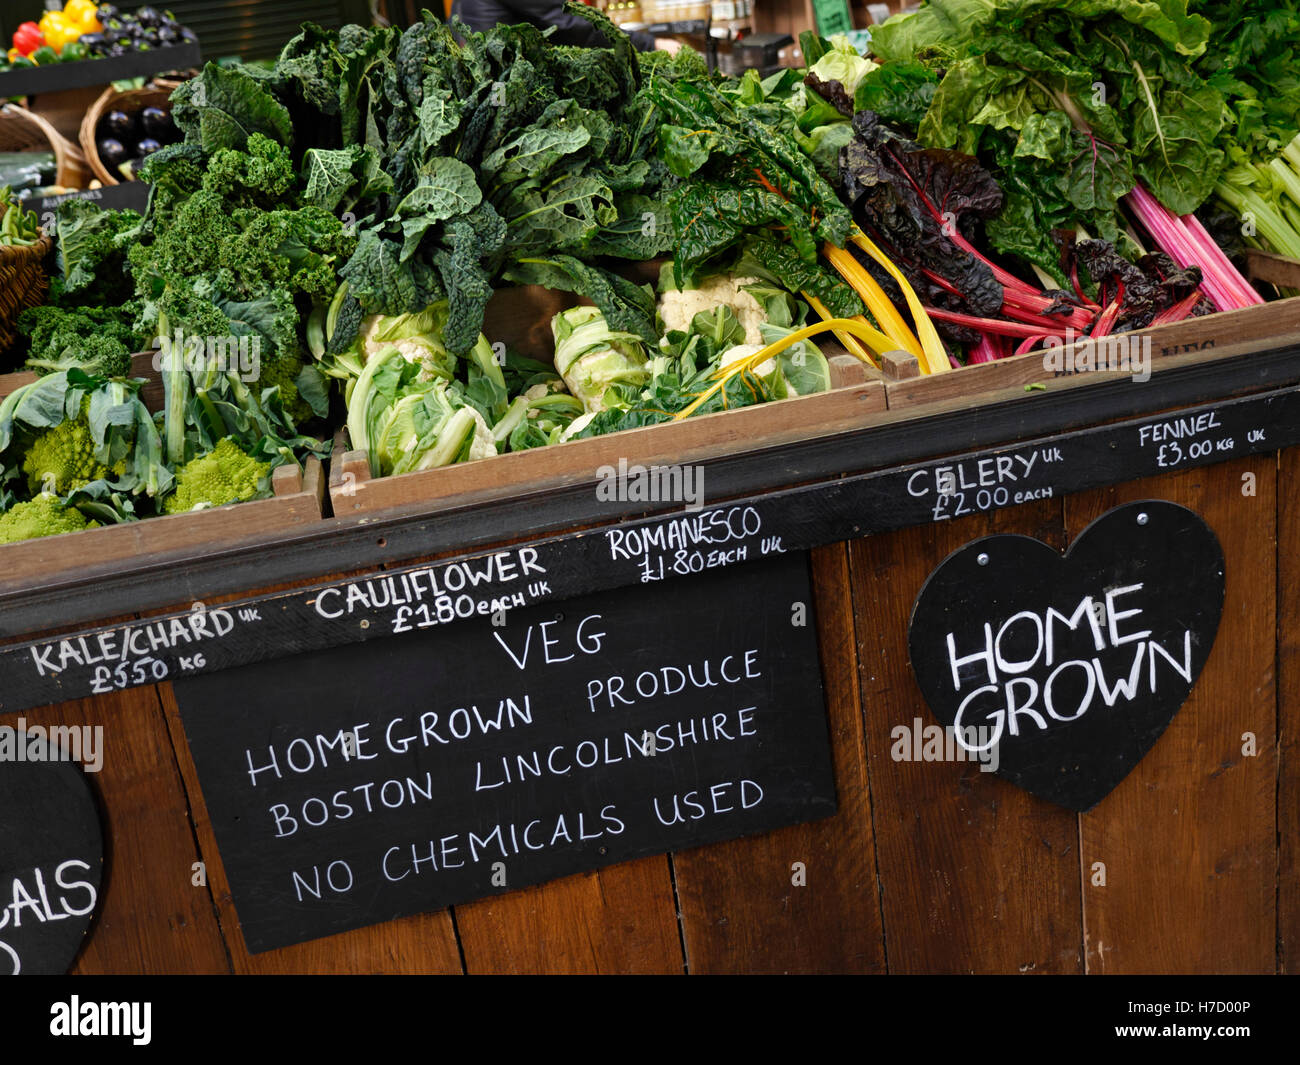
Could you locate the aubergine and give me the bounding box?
[139,107,174,140]
[136,138,163,158]
[100,110,135,140]
[98,138,127,171]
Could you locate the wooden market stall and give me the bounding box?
[2,279,1297,974]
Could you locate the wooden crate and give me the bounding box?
[0,369,36,399]
[881,296,1300,410]
[0,457,324,589]
[0,351,162,408]
[329,354,885,517]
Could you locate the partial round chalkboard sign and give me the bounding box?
[0,728,104,975]
[908,500,1225,811]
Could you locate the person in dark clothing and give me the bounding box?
[450,0,681,54]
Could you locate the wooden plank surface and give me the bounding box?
[1279,447,1300,974]
[1070,456,1277,974]
[849,500,1085,974]
[12,685,233,975]
[0,457,325,593]
[672,544,886,973]
[454,858,684,974]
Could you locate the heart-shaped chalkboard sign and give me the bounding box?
[908,501,1224,811]
[0,729,104,975]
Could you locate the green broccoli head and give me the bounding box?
[22,415,128,496]
[0,494,97,545]
[255,355,315,426]
[162,437,273,515]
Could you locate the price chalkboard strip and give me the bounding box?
[3,338,1299,641]
[4,383,1300,718]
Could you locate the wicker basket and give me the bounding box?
[0,103,91,190]
[79,84,177,187]
[0,235,52,362]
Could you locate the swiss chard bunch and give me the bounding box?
[649,72,861,317]
[868,0,1227,280]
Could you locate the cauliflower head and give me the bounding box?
[0,494,98,545]
[163,437,273,515]
[658,275,768,345]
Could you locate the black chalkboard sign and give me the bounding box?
[174,552,835,953]
[908,501,1224,811]
[0,731,103,975]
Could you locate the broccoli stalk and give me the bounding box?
[158,309,192,468]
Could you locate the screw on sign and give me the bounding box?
[0,730,103,974]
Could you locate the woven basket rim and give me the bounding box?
[0,233,53,263]
[80,84,175,188]
[0,103,90,191]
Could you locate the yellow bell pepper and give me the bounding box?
[39,11,81,54]
[64,1,102,34]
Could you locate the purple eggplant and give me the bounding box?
[100,110,135,140]
[139,106,174,140]
[98,138,127,171]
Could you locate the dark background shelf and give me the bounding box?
[0,42,201,98]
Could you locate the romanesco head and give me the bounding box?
[22,417,125,496]
[0,495,97,545]
[162,437,273,515]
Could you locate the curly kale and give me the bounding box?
[132,132,354,454]
[205,134,296,203]
[53,199,143,305]
[18,304,142,379]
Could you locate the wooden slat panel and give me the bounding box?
[1279,447,1300,974]
[156,683,466,973]
[1070,456,1277,973]
[454,858,683,974]
[849,500,1085,973]
[10,686,234,975]
[672,544,886,973]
